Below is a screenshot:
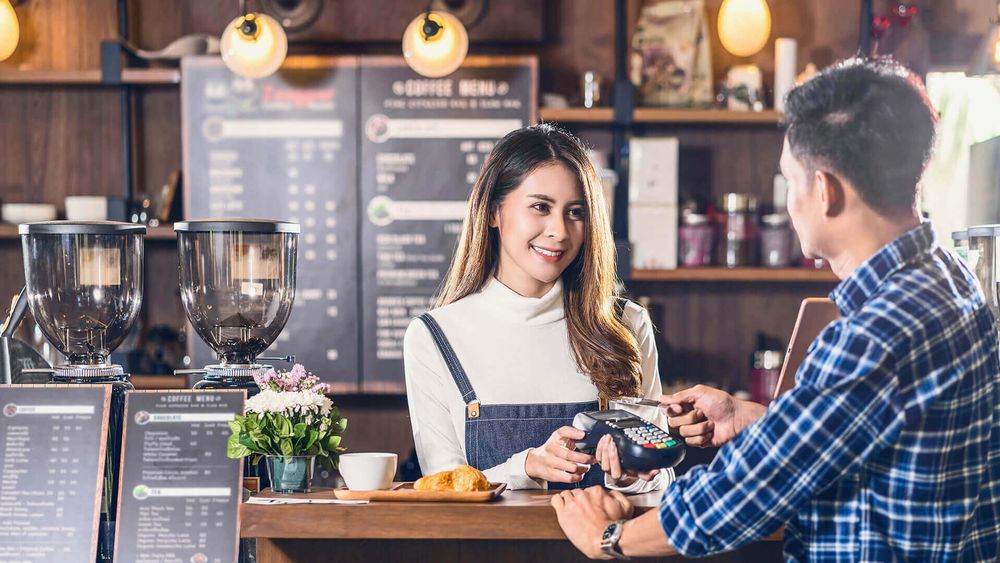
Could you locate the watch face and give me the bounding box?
[602,522,617,541]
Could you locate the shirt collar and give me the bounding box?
[829,221,937,316]
[478,276,565,325]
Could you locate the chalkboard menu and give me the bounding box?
[114,390,245,563]
[182,55,537,391]
[182,57,361,391]
[359,56,536,391]
[0,385,111,563]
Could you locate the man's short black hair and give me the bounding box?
[782,57,937,216]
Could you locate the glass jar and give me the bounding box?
[951,229,969,267]
[750,350,783,406]
[760,213,792,267]
[718,193,758,267]
[679,213,714,267]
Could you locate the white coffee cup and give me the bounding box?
[338,452,397,490]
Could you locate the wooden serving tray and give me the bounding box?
[332,482,507,502]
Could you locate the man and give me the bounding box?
[552,57,1000,561]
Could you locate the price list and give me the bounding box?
[183,57,361,389]
[0,385,111,563]
[114,390,245,563]
[359,56,536,390]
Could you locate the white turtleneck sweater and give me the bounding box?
[403,277,674,492]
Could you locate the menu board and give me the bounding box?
[359,56,536,391]
[0,384,111,563]
[182,56,361,391]
[114,390,245,563]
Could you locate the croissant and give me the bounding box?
[414,464,490,492]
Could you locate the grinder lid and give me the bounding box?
[19,221,146,235]
[174,219,300,234]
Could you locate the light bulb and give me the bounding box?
[220,12,288,79]
[402,10,468,78]
[0,0,19,62]
[993,30,1000,66]
[718,0,772,57]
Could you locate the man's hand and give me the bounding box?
[525,426,598,484]
[595,434,660,485]
[551,486,634,559]
[660,385,767,448]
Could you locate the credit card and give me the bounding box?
[614,397,663,407]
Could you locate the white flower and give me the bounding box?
[245,389,333,417]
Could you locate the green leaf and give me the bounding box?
[293,423,307,439]
[304,429,319,450]
[277,416,294,438]
[226,434,251,459]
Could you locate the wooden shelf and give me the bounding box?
[0,68,180,85]
[631,267,838,283]
[539,107,782,125]
[538,107,614,123]
[130,374,189,389]
[0,223,177,240]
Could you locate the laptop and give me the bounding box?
[772,298,841,400]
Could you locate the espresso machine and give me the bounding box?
[18,220,145,560]
[173,219,299,393]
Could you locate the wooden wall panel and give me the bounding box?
[0,0,118,70]
[134,88,182,200]
[630,281,837,391]
[0,87,122,205]
[129,0,545,49]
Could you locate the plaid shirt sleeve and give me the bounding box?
[658,318,908,557]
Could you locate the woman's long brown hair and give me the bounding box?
[436,124,641,400]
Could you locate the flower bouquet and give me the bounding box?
[226,364,346,493]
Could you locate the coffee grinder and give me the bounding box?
[19,220,146,560]
[174,219,299,393]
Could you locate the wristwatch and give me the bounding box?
[600,519,630,560]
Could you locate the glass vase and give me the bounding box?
[265,455,316,493]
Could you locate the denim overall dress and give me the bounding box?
[418,313,605,489]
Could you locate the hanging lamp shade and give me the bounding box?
[718,0,772,57]
[0,0,19,62]
[402,10,469,78]
[220,12,288,79]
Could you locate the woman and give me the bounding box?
[403,124,672,492]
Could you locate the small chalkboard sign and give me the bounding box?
[113,390,245,563]
[0,384,111,563]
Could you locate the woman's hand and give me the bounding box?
[595,434,660,484]
[525,426,597,484]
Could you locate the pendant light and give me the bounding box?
[402,8,469,78]
[220,0,288,79]
[0,0,19,62]
[717,0,772,57]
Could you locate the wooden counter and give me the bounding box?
[241,488,784,562]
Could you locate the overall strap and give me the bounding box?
[417,313,481,418]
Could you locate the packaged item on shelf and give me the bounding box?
[760,213,793,267]
[628,137,678,205]
[630,0,713,107]
[750,349,784,406]
[679,212,714,266]
[718,193,758,267]
[630,204,678,269]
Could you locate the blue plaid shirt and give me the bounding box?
[659,222,1000,561]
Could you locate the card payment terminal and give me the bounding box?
[573,409,686,471]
